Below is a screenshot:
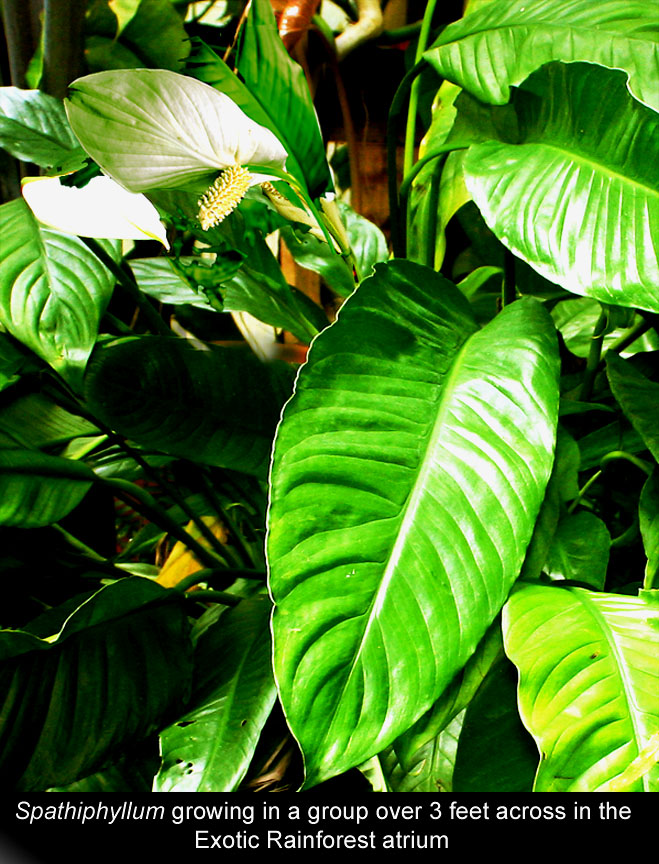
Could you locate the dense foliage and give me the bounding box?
[0,0,657,793]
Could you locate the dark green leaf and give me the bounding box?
[640,469,659,587]
[237,0,332,197]
[0,579,192,790]
[452,657,538,792]
[546,511,611,590]
[0,87,86,173]
[607,353,659,462]
[85,336,295,477]
[0,448,96,528]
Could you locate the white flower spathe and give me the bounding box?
[65,69,288,193]
[22,175,169,247]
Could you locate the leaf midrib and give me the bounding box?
[328,336,474,746]
[572,589,648,790]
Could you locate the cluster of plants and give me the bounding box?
[0,0,657,793]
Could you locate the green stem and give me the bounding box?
[175,567,265,593]
[599,450,653,476]
[82,238,172,338]
[578,309,607,402]
[183,589,242,607]
[607,318,651,355]
[568,470,602,515]
[419,166,441,268]
[387,59,431,258]
[403,0,440,179]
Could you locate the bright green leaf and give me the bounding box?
[155,596,276,791]
[0,87,86,173]
[0,198,115,388]
[503,582,659,791]
[267,260,560,786]
[464,63,659,313]
[425,0,659,113]
[237,0,332,197]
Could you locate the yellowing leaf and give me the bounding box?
[157,517,228,588]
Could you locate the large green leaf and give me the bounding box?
[267,259,560,786]
[0,198,115,387]
[425,0,659,113]
[0,87,86,173]
[155,595,276,791]
[0,447,96,528]
[237,0,332,197]
[606,353,659,462]
[85,336,294,477]
[463,62,659,312]
[503,582,659,791]
[0,579,192,790]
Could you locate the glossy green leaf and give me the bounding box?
[237,0,332,197]
[85,336,295,477]
[389,622,503,792]
[281,225,355,298]
[425,0,659,113]
[452,657,538,792]
[392,620,503,768]
[0,448,96,528]
[129,257,242,309]
[222,232,328,341]
[640,470,659,588]
[0,579,192,790]
[503,582,659,791]
[464,63,659,313]
[0,87,86,173]
[546,511,611,590]
[0,198,115,388]
[339,202,388,284]
[607,353,659,462]
[155,595,276,791]
[267,259,560,786]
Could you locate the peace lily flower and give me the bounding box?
[65,69,289,232]
[21,174,169,247]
